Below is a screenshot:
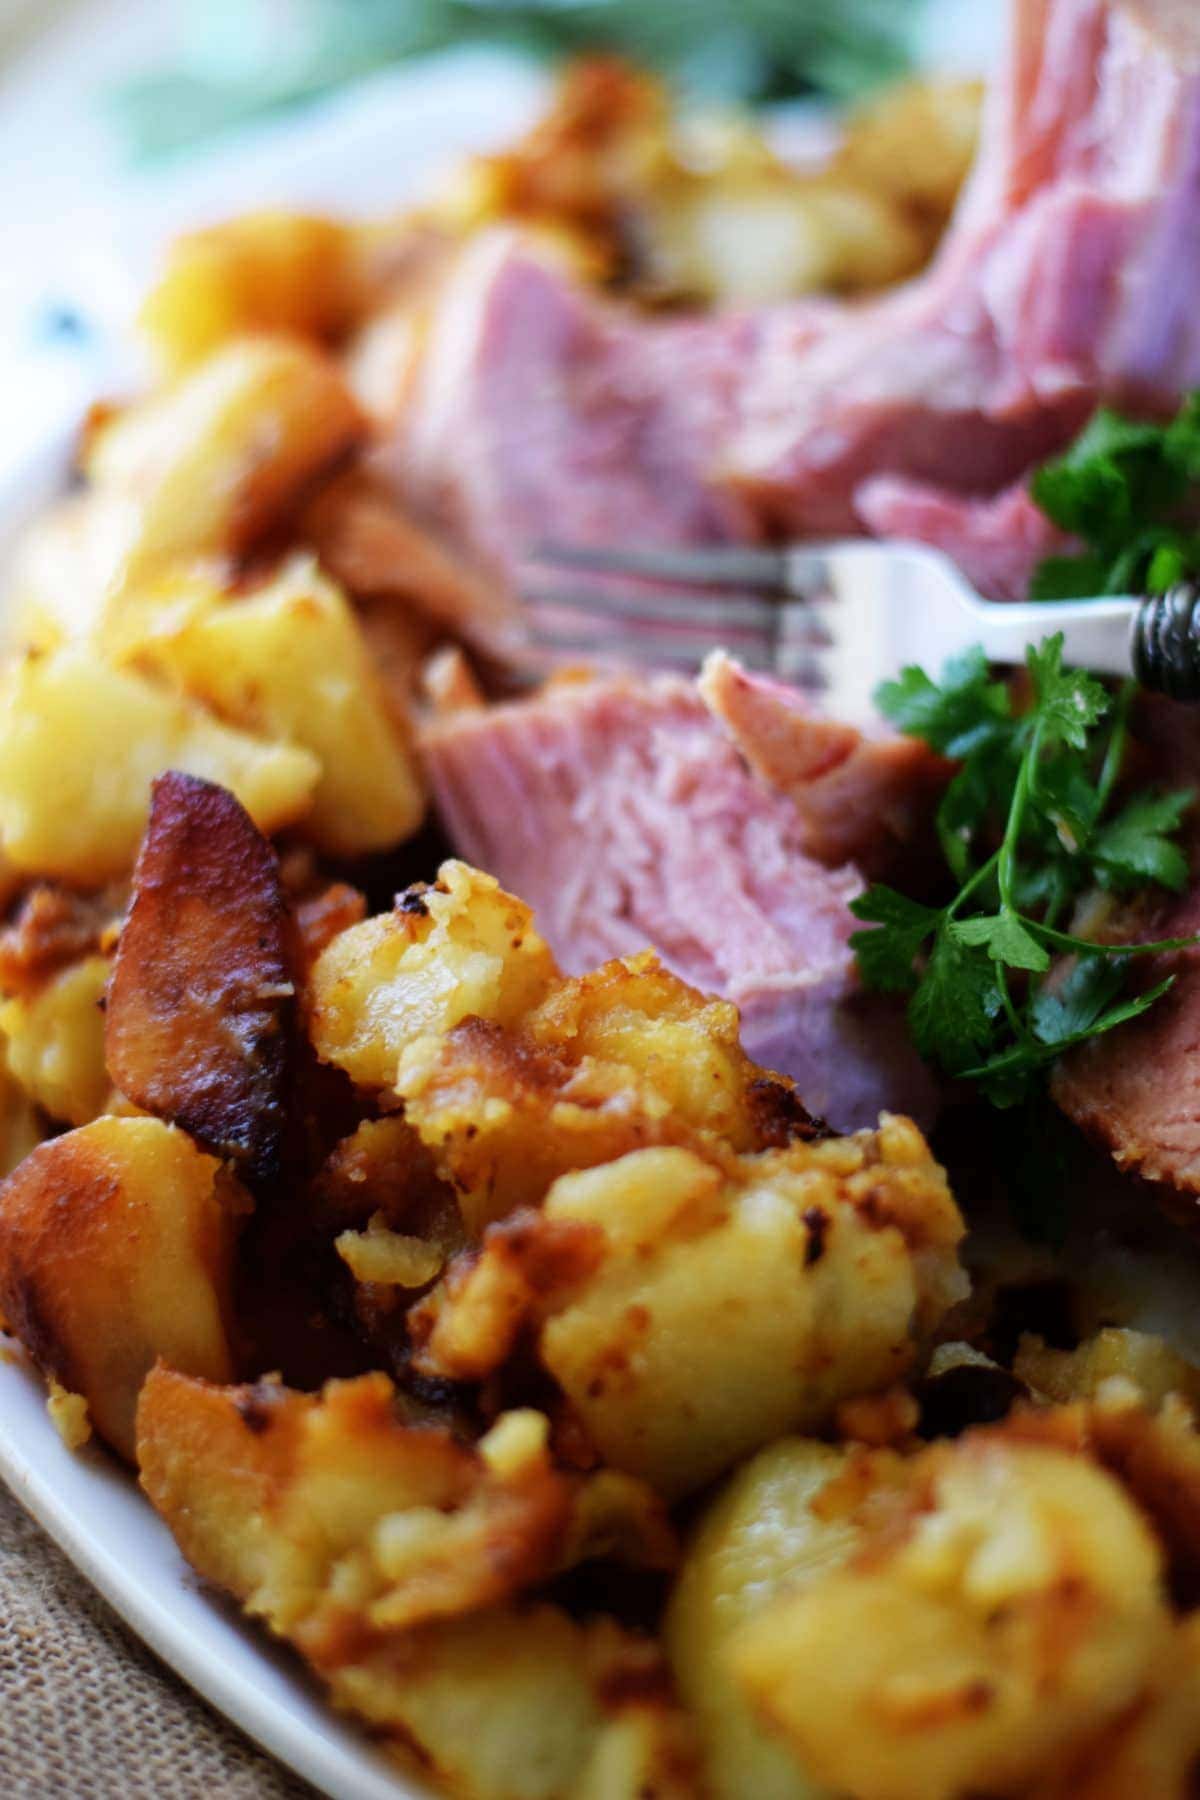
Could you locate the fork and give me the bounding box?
[521,539,1200,724]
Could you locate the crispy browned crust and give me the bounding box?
[105,772,295,1183]
[0,883,120,998]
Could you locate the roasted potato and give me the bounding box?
[329,1605,697,1800]
[396,945,824,1233]
[82,335,363,586]
[0,1116,245,1457]
[140,211,366,377]
[308,860,557,1093]
[415,1120,966,1495]
[105,772,295,1182]
[0,642,318,883]
[733,1432,1171,1800]
[0,951,111,1126]
[667,1438,857,1800]
[124,555,423,856]
[139,1365,690,1799]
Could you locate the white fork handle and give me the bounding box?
[965,597,1138,677]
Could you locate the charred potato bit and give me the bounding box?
[105,772,295,1182]
[0,1116,245,1458]
[307,860,556,1093]
[415,1120,966,1497]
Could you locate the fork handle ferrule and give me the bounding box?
[1131,584,1200,702]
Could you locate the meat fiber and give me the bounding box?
[421,670,940,1131]
[384,0,1200,595]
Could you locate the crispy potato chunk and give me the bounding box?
[0,1117,244,1457]
[105,773,295,1182]
[139,1366,688,1800]
[398,948,823,1233]
[0,643,317,883]
[140,212,364,376]
[83,336,363,579]
[733,1433,1171,1800]
[138,1369,672,1651]
[308,860,556,1092]
[0,951,111,1125]
[331,1605,697,1800]
[127,556,423,855]
[0,1059,45,1176]
[415,1119,966,1496]
[667,1438,857,1800]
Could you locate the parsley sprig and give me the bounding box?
[850,635,1196,1106]
[1030,393,1200,599]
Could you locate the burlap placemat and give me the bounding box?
[0,1478,318,1798]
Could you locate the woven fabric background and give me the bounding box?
[0,1478,317,1798]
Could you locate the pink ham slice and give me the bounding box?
[422,667,941,1131]
[853,477,1077,603]
[383,0,1200,595]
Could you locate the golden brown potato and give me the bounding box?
[396,946,824,1233]
[330,1605,697,1800]
[667,1438,856,1800]
[0,951,111,1126]
[139,211,366,376]
[415,1120,966,1496]
[82,335,363,583]
[139,1364,689,1799]
[733,1432,1171,1800]
[0,1116,245,1457]
[138,1369,672,1649]
[105,772,294,1183]
[307,860,556,1093]
[124,555,424,856]
[0,642,318,883]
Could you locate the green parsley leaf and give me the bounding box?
[950,912,1050,973]
[1029,955,1130,1047]
[875,645,1010,759]
[1092,790,1194,893]
[1031,392,1200,597]
[853,631,1196,1160]
[1024,635,1109,752]
[908,933,1002,1075]
[848,886,940,994]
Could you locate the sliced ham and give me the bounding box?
[697,650,949,879]
[1053,894,1200,1193]
[853,476,1077,603]
[421,669,940,1131]
[382,0,1200,598]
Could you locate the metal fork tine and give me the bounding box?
[531,541,794,594]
